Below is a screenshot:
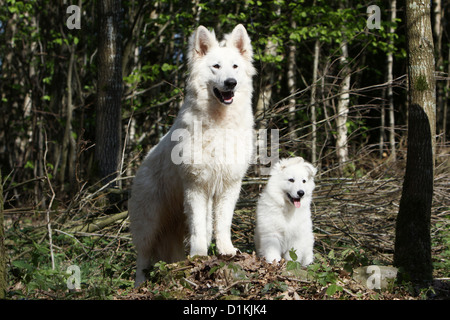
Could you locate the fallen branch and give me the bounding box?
[66,211,128,233]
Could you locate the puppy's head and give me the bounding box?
[270,157,317,208]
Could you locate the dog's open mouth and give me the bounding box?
[214,88,234,105]
[287,194,301,208]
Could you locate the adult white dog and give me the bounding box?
[129,24,256,286]
[255,157,317,265]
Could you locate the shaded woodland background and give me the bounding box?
[0,0,449,202]
[0,0,449,299]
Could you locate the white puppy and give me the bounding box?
[255,157,317,265]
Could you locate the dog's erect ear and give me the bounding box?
[227,24,253,60]
[193,26,217,57]
[271,157,301,174]
[304,162,318,179]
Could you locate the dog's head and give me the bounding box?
[270,157,317,209]
[187,24,256,105]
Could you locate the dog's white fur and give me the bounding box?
[255,157,317,265]
[129,25,255,286]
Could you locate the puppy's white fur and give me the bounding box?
[255,157,317,265]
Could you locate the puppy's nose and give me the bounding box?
[224,78,237,89]
[297,190,305,198]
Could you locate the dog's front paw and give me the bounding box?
[189,241,209,257]
[190,247,208,257]
[217,241,238,256]
[219,246,239,256]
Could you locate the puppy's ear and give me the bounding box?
[271,159,286,174]
[227,24,253,60]
[190,26,217,58]
[304,162,318,179]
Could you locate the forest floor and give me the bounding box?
[3,150,450,300]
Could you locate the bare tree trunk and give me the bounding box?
[336,39,350,166]
[387,0,397,161]
[394,0,436,287]
[0,171,5,299]
[311,39,320,164]
[444,49,449,143]
[255,39,276,129]
[256,5,280,129]
[96,0,123,186]
[433,0,444,138]
[379,84,386,157]
[287,19,297,141]
[122,1,145,78]
[60,48,76,190]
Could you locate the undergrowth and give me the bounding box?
[3,162,449,300]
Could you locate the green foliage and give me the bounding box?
[341,246,371,272]
[432,219,450,275]
[286,248,347,298]
[261,281,288,297]
[0,0,415,187]
[6,225,134,299]
[307,251,343,296]
[286,248,303,271]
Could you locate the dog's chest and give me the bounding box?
[175,131,251,189]
[283,208,311,236]
[202,125,252,161]
[193,127,253,185]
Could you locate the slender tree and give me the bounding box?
[0,171,5,299]
[387,0,397,161]
[432,0,444,137]
[310,39,320,164]
[336,37,350,166]
[255,39,276,129]
[394,0,436,286]
[96,0,123,185]
[59,47,77,190]
[287,18,297,141]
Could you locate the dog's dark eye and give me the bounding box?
[233,64,238,69]
[213,64,221,69]
[288,178,295,183]
[302,179,306,183]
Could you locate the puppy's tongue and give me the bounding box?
[294,199,301,208]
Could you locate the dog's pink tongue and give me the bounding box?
[294,200,301,208]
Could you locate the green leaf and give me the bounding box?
[161,63,173,72]
[25,161,34,169]
[53,38,62,45]
[12,260,34,272]
[289,249,298,261]
[326,284,342,296]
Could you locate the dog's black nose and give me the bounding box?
[224,78,237,89]
[297,190,305,198]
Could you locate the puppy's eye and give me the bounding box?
[302,179,306,183]
[213,64,220,69]
[233,64,238,69]
[288,178,295,183]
